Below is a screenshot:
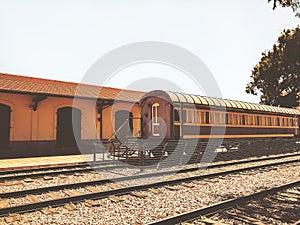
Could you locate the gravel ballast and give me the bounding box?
[1,161,299,225]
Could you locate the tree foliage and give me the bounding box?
[268,0,300,16]
[246,26,300,107]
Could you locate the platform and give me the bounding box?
[0,153,112,171]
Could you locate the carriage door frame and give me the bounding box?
[151,103,160,137]
[173,105,182,139]
[0,104,11,149]
[56,107,82,147]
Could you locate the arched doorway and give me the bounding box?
[114,110,133,142]
[0,104,10,149]
[56,107,81,147]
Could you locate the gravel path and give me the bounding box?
[1,161,299,225]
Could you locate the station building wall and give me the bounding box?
[0,92,140,158]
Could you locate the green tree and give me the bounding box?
[246,26,300,107]
[269,0,300,16]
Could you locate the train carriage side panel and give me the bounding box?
[140,94,172,140]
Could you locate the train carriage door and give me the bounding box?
[151,103,160,137]
[56,107,81,147]
[115,110,133,142]
[0,104,10,149]
[173,107,181,139]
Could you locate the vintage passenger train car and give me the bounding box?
[139,90,300,146]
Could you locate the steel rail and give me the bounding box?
[0,160,116,175]
[0,164,124,182]
[1,152,299,183]
[0,156,299,199]
[0,158,298,216]
[146,180,300,225]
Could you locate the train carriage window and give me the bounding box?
[195,110,200,123]
[242,115,246,125]
[262,116,265,126]
[225,113,229,124]
[234,114,239,125]
[182,110,187,123]
[185,109,197,123]
[189,110,195,123]
[184,110,188,123]
[197,111,201,123]
[256,116,260,126]
[268,117,272,126]
[174,108,180,122]
[187,110,193,123]
[282,118,285,126]
[276,117,280,126]
[220,113,225,124]
[201,112,205,124]
[232,114,235,125]
[228,113,233,124]
[272,117,276,126]
[249,115,253,125]
[284,118,287,126]
[213,112,220,124]
[191,110,194,123]
[151,103,160,136]
[205,111,210,124]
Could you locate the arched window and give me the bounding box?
[151,103,160,136]
[56,107,81,147]
[0,104,11,149]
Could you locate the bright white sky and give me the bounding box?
[0,0,299,103]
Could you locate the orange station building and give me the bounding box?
[0,73,144,159]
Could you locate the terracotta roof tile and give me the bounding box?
[0,73,144,102]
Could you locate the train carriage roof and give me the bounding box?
[167,91,300,115]
[141,90,300,115]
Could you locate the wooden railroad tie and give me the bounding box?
[131,191,148,198]
[64,203,77,211]
[23,178,34,183]
[85,186,100,193]
[43,176,53,180]
[47,192,62,199]
[84,200,101,207]
[26,195,40,203]
[148,188,162,194]
[0,181,23,186]
[106,183,122,189]
[41,208,58,215]
[5,214,21,223]
[200,217,227,225]
[164,186,179,191]
[108,195,124,203]
[64,189,81,197]
[0,200,9,208]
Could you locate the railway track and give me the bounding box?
[0,152,299,183]
[147,180,300,225]
[0,161,124,183]
[0,156,299,217]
